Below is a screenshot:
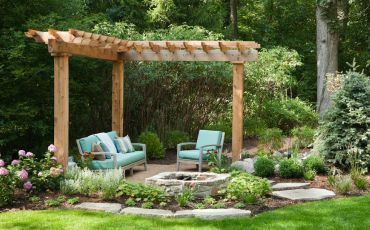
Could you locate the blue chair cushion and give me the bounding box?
[178,150,209,161]
[195,130,222,150]
[89,151,145,170]
[79,135,99,153]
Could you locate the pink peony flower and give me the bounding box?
[38,172,43,177]
[0,167,9,176]
[23,181,32,190]
[48,144,57,153]
[26,152,33,157]
[18,150,26,157]
[11,160,19,166]
[0,159,4,167]
[51,156,57,161]
[49,167,61,177]
[18,169,28,181]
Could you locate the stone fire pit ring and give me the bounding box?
[145,172,230,198]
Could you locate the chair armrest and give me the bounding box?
[177,142,196,149]
[199,144,221,149]
[131,143,146,150]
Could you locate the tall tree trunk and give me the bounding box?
[316,4,339,116]
[230,0,238,40]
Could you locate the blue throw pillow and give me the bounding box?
[99,142,111,159]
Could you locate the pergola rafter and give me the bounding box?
[25,28,260,170]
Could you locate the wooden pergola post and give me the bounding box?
[112,60,124,136]
[232,62,244,161]
[53,54,69,170]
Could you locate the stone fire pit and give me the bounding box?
[145,172,230,197]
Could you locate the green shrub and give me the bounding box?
[141,202,154,209]
[329,175,353,194]
[314,72,369,170]
[291,126,315,148]
[254,156,275,178]
[244,118,268,137]
[234,202,246,209]
[303,170,316,181]
[222,172,271,203]
[257,128,284,153]
[175,188,194,207]
[279,158,304,178]
[203,196,216,205]
[44,199,61,207]
[56,195,66,203]
[159,202,167,208]
[262,98,318,132]
[67,197,80,205]
[116,182,167,203]
[165,130,190,149]
[351,168,368,190]
[138,131,165,159]
[211,202,225,209]
[194,203,205,209]
[303,155,326,174]
[125,198,136,207]
[29,196,40,203]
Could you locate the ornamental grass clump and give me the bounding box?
[60,167,124,199]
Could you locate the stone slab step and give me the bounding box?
[272,188,335,201]
[74,202,122,213]
[121,207,173,217]
[174,208,251,220]
[272,182,310,191]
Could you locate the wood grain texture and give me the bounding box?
[232,63,244,162]
[54,54,69,170]
[112,60,124,136]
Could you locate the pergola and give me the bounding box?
[25,28,260,169]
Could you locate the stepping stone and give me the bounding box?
[121,207,173,217]
[272,182,310,191]
[268,180,276,184]
[272,188,335,201]
[174,209,251,220]
[74,202,122,213]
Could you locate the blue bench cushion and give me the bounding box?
[79,135,100,153]
[178,150,209,161]
[106,131,118,141]
[90,151,145,170]
[195,130,222,150]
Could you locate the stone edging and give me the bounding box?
[74,203,251,220]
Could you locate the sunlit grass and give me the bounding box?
[1,196,369,230]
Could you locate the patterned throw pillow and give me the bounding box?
[114,139,127,153]
[123,135,135,152]
[115,136,135,153]
[91,143,105,161]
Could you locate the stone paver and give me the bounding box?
[121,207,173,217]
[272,188,335,201]
[272,182,310,191]
[175,209,251,220]
[74,202,122,213]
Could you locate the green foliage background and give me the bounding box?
[0,0,368,159]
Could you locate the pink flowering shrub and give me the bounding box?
[0,145,64,207]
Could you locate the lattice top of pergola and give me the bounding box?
[26,29,260,62]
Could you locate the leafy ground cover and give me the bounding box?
[0,196,369,230]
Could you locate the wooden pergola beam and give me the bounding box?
[121,49,258,62]
[48,39,118,61]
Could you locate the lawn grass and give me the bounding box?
[1,196,369,230]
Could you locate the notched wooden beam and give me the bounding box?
[183,42,195,53]
[149,42,161,53]
[201,42,211,53]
